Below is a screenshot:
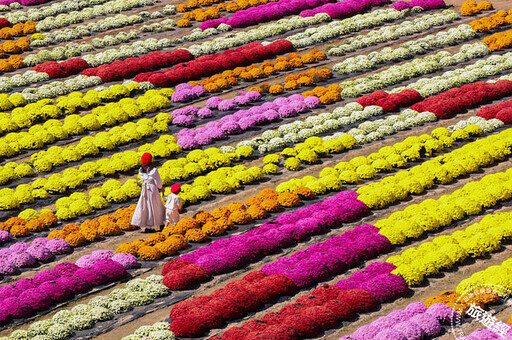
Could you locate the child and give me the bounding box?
[165,183,183,228]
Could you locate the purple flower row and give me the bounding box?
[340,301,456,340]
[0,250,138,326]
[334,262,410,303]
[178,191,369,275]
[299,0,390,19]
[200,0,335,30]
[261,224,392,288]
[171,83,207,103]
[460,327,512,340]
[171,91,264,127]
[176,94,321,149]
[392,0,446,11]
[0,238,72,275]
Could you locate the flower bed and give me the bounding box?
[299,0,390,19]
[0,250,138,326]
[134,40,294,86]
[161,191,369,290]
[81,49,194,83]
[200,0,336,30]
[470,8,511,32]
[389,211,512,286]
[460,0,493,16]
[340,301,456,340]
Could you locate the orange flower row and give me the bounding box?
[190,49,328,93]
[176,0,226,12]
[482,29,512,51]
[425,289,499,315]
[47,205,137,247]
[303,84,343,105]
[116,187,316,261]
[0,37,30,56]
[182,7,220,22]
[0,21,37,40]
[250,67,333,95]
[459,0,493,16]
[470,9,512,32]
[0,213,58,237]
[0,55,24,72]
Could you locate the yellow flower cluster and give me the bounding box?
[457,257,512,298]
[0,83,142,134]
[278,135,356,174]
[158,146,253,184]
[357,128,512,210]
[389,211,512,286]
[0,88,174,159]
[166,164,265,205]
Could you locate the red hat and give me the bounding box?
[141,153,153,166]
[171,183,181,194]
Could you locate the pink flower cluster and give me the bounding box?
[299,0,389,19]
[162,191,369,290]
[460,327,512,340]
[200,0,335,30]
[82,49,194,82]
[334,262,410,303]
[261,224,391,288]
[0,0,50,5]
[170,83,207,103]
[340,301,449,340]
[392,0,446,11]
[135,40,294,86]
[177,94,321,149]
[0,238,72,275]
[0,251,136,326]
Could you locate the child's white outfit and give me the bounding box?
[165,193,183,225]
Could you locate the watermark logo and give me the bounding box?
[450,284,512,339]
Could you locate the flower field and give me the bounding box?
[2,0,512,339]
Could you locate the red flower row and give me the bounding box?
[134,40,294,87]
[82,49,194,83]
[411,80,512,119]
[356,89,422,112]
[477,98,512,124]
[0,18,11,29]
[32,58,90,79]
[213,284,377,340]
[168,271,296,337]
[162,259,211,290]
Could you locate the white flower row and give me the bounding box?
[340,42,491,97]
[34,0,160,32]
[121,322,174,340]
[2,0,113,23]
[326,10,460,57]
[329,109,437,145]
[401,52,512,97]
[2,275,172,340]
[185,13,333,58]
[447,115,504,133]
[237,103,381,153]
[332,24,477,75]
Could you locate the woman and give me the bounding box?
[131,153,165,233]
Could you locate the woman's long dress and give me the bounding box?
[131,168,165,230]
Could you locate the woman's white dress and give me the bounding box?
[131,168,165,230]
